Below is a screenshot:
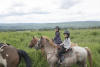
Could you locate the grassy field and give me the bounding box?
[0,29,100,67]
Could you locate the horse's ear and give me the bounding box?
[46,39,49,42]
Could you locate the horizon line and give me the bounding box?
[0,20,100,24]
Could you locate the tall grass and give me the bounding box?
[0,29,100,67]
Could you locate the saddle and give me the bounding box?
[59,48,73,63]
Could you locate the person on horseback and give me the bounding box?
[58,30,71,64]
[53,26,62,46]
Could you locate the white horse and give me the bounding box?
[35,36,92,67]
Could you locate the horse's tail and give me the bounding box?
[17,49,32,67]
[85,47,92,67]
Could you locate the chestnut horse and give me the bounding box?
[0,43,32,67]
[35,36,92,67]
[29,36,39,48]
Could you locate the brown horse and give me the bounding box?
[29,36,39,48]
[0,43,32,67]
[35,36,92,67]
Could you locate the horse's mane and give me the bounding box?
[42,36,56,48]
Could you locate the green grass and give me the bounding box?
[0,29,100,67]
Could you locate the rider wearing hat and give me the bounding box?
[58,30,71,64]
[54,26,62,45]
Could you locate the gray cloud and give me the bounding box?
[61,0,80,9]
[13,4,24,7]
[12,1,25,7]
[0,9,50,18]
[0,1,50,18]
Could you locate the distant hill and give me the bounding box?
[0,21,100,31]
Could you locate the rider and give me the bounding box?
[54,26,62,46]
[53,26,62,46]
[58,30,71,64]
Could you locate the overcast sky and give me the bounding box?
[0,0,100,23]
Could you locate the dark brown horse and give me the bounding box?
[0,43,32,67]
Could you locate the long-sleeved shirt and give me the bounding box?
[60,38,71,49]
[54,31,62,45]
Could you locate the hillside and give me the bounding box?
[0,21,100,31]
[0,29,100,67]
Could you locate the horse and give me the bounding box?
[0,43,32,67]
[35,36,92,67]
[29,36,39,48]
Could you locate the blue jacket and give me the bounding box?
[54,31,62,45]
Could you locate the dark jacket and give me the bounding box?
[54,31,62,45]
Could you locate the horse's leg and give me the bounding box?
[11,64,18,67]
[78,62,87,67]
[0,64,4,67]
[79,64,87,67]
[50,64,55,67]
[81,63,87,67]
[78,63,83,67]
[66,66,71,67]
[0,63,7,67]
[82,59,87,67]
[79,63,86,67]
[56,63,60,67]
[63,64,71,67]
[4,64,7,67]
[49,63,52,67]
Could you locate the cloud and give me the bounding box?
[0,0,100,23]
[61,0,81,9]
[0,10,50,18]
[0,0,50,18]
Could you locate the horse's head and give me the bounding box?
[35,36,45,50]
[35,36,56,50]
[29,36,39,48]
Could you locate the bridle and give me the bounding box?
[36,38,57,60]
